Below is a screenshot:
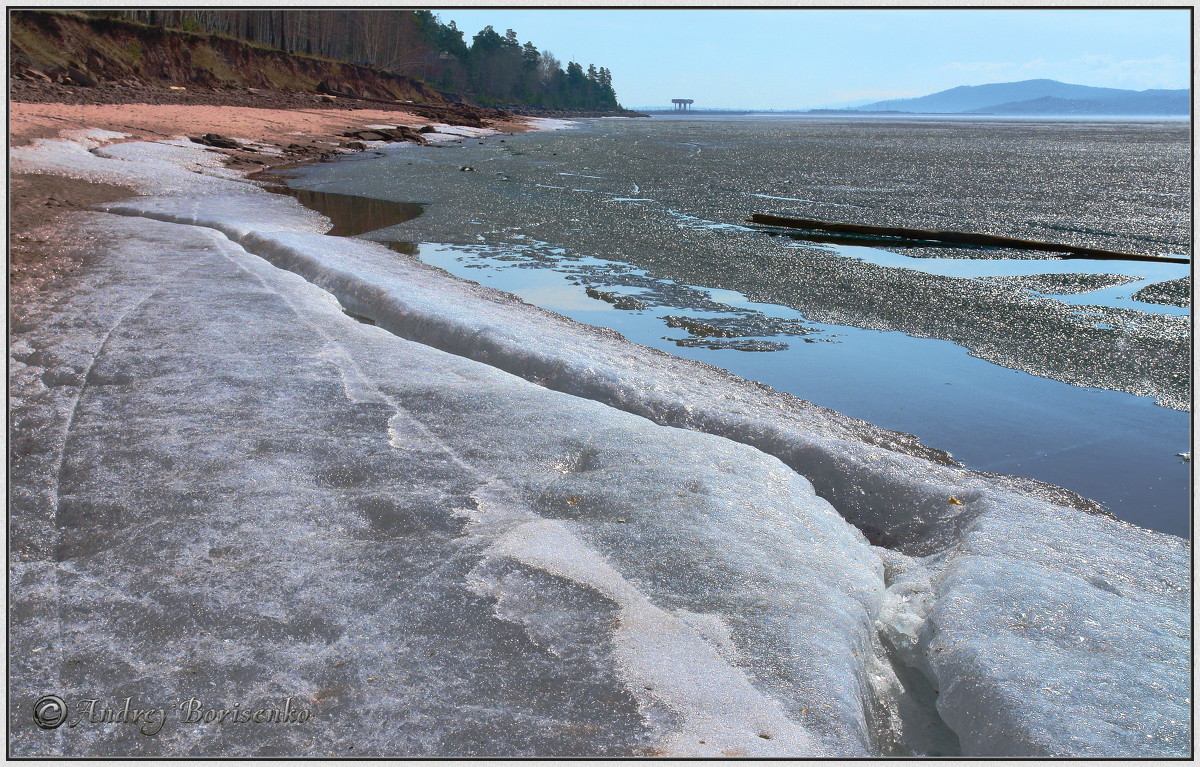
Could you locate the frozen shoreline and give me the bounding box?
[8,126,1191,757]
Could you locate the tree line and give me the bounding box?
[98,10,621,110]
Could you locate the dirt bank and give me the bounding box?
[10,10,445,103]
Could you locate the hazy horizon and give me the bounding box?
[440,9,1190,110]
[627,77,1191,112]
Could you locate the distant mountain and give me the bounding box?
[968,91,1189,116]
[811,97,887,110]
[852,79,1189,116]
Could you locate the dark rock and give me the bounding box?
[188,133,242,149]
[585,287,649,311]
[340,127,426,145]
[65,67,97,87]
[318,80,358,99]
[387,126,427,144]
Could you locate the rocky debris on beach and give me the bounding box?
[405,102,514,129]
[189,133,245,150]
[10,78,414,111]
[340,125,428,144]
[64,66,98,87]
[497,104,651,119]
[315,81,514,129]
[11,79,506,129]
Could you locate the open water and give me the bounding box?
[279,115,1192,537]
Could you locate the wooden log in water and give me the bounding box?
[747,213,1189,264]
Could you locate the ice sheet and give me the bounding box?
[8,130,1190,757]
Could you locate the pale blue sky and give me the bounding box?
[439,9,1191,109]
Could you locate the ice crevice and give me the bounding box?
[9,135,1190,757]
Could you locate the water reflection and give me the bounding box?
[267,186,425,237]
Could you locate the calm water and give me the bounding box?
[281,115,1192,537]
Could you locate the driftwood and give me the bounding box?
[747,213,1189,264]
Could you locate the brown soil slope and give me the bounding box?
[9,10,447,103]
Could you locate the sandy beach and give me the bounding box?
[8,100,531,148]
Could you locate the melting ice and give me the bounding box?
[7,129,1191,757]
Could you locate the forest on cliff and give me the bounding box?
[93,9,622,111]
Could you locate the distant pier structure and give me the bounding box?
[671,99,695,111]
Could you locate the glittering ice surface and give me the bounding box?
[8,133,1190,757]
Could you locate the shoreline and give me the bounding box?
[8,98,534,317]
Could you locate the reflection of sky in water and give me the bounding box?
[416,240,1190,538]
[822,243,1189,315]
[520,285,616,312]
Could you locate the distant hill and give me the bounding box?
[851,79,1189,116]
